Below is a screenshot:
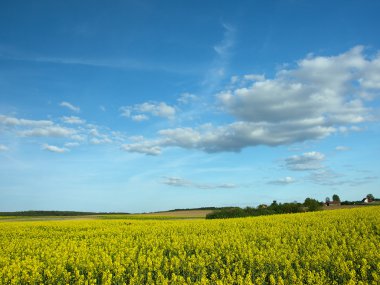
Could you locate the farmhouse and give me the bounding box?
[362,197,374,203]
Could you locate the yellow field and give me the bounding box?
[0,207,379,284]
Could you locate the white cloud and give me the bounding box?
[120,101,176,120]
[0,115,53,127]
[335,146,350,151]
[18,126,76,137]
[218,46,377,126]
[70,134,86,141]
[120,107,131,118]
[122,122,335,155]
[269,176,296,185]
[90,137,112,145]
[243,74,265,81]
[87,127,112,144]
[61,116,85,124]
[131,114,149,122]
[213,23,235,58]
[64,142,80,148]
[136,102,176,118]
[307,169,342,186]
[123,47,380,155]
[121,142,162,156]
[285,151,325,171]
[42,144,69,153]
[177,93,198,104]
[0,144,9,152]
[161,176,237,189]
[60,101,80,112]
[162,177,191,187]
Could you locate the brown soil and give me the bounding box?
[147,210,214,218]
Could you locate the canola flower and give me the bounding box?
[0,207,379,284]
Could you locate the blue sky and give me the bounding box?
[1,0,379,212]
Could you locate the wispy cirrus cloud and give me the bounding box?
[0,144,9,152]
[42,144,69,153]
[60,101,80,113]
[335,146,350,151]
[306,169,378,187]
[202,23,236,92]
[0,45,201,74]
[269,176,296,185]
[161,176,237,189]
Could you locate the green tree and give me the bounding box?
[367,194,375,201]
[304,198,322,211]
[332,194,340,202]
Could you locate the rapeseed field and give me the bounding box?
[0,207,379,284]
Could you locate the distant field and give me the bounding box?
[0,209,214,221]
[1,206,379,284]
[97,210,212,220]
[147,209,213,218]
[1,204,378,222]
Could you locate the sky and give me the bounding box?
[0,0,379,212]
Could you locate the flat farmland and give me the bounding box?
[1,206,379,284]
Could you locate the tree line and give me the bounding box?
[206,194,377,219]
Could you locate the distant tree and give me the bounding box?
[367,194,375,201]
[332,194,341,202]
[325,197,331,203]
[304,198,322,211]
[257,204,268,209]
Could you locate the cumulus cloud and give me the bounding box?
[0,114,53,127]
[243,74,265,81]
[137,102,176,118]
[61,116,85,124]
[161,176,237,189]
[122,121,334,155]
[122,46,380,155]
[60,101,80,112]
[285,151,325,171]
[269,176,296,185]
[219,46,377,126]
[120,101,176,121]
[0,144,9,152]
[87,127,113,144]
[18,126,76,138]
[42,144,69,153]
[131,114,149,122]
[121,142,162,156]
[1,114,82,148]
